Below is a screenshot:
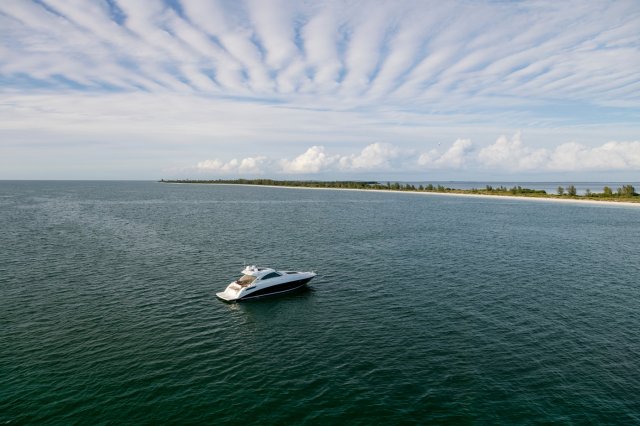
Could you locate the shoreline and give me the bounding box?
[162,182,640,208]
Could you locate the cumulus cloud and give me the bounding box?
[339,143,403,170]
[280,143,406,173]
[193,136,640,177]
[419,138,474,169]
[280,145,337,173]
[196,156,268,174]
[478,133,640,172]
[548,141,640,171]
[195,143,409,175]
[477,132,548,171]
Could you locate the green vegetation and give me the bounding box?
[160,179,639,203]
[163,178,388,190]
[619,185,636,197]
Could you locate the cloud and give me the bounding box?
[477,132,548,171]
[191,135,640,177]
[548,141,640,171]
[419,138,474,169]
[197,156,268,174]
[280,145,337,173]
[299,3,342,91]
[1,1,638,109]
[1,1,639,179]
[478,133,640,171]
[196,143,407,175]
[339,142,403,170]
[280,143,406,173]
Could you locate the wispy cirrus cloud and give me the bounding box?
[2,0,639,107]
[0,1,639,179]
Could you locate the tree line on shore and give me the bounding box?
[556,184,637,198]
[160,179,638,200]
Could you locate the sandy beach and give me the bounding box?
[168,183,640,208]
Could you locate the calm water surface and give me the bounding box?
[1,181,640,424]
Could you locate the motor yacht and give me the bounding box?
[216,265,316,302]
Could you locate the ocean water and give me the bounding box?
[1,181,640,424]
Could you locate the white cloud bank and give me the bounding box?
[197,156,268,174]
[478,133,640,171]
[193,135,640,176]
[280,146,337,173]
[478,132,549,171]
[338,143,404,170]
[548,142,640,171]
[198,143,408,175]
[418,139,473,169]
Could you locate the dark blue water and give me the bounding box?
[2,181,640,424]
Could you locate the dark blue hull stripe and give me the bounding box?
[239,277,313,300]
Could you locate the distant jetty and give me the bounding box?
[160,179,639,204]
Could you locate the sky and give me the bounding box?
[1,0,639,180]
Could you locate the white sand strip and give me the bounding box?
[165,182,640,208]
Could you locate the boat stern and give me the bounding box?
[216,282,243,302]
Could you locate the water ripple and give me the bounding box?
[1,182,640,424]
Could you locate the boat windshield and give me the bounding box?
[236,275,256,286]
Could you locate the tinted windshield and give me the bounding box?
[261,272,281,280]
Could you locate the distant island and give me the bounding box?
[160,179,639,203]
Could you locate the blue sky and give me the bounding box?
[1,0,639,180]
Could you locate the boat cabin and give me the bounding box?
[235,266,280,287]
[234,265,301,287]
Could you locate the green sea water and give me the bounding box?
[1,181,640,424]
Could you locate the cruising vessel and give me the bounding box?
[216,265,316,302]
